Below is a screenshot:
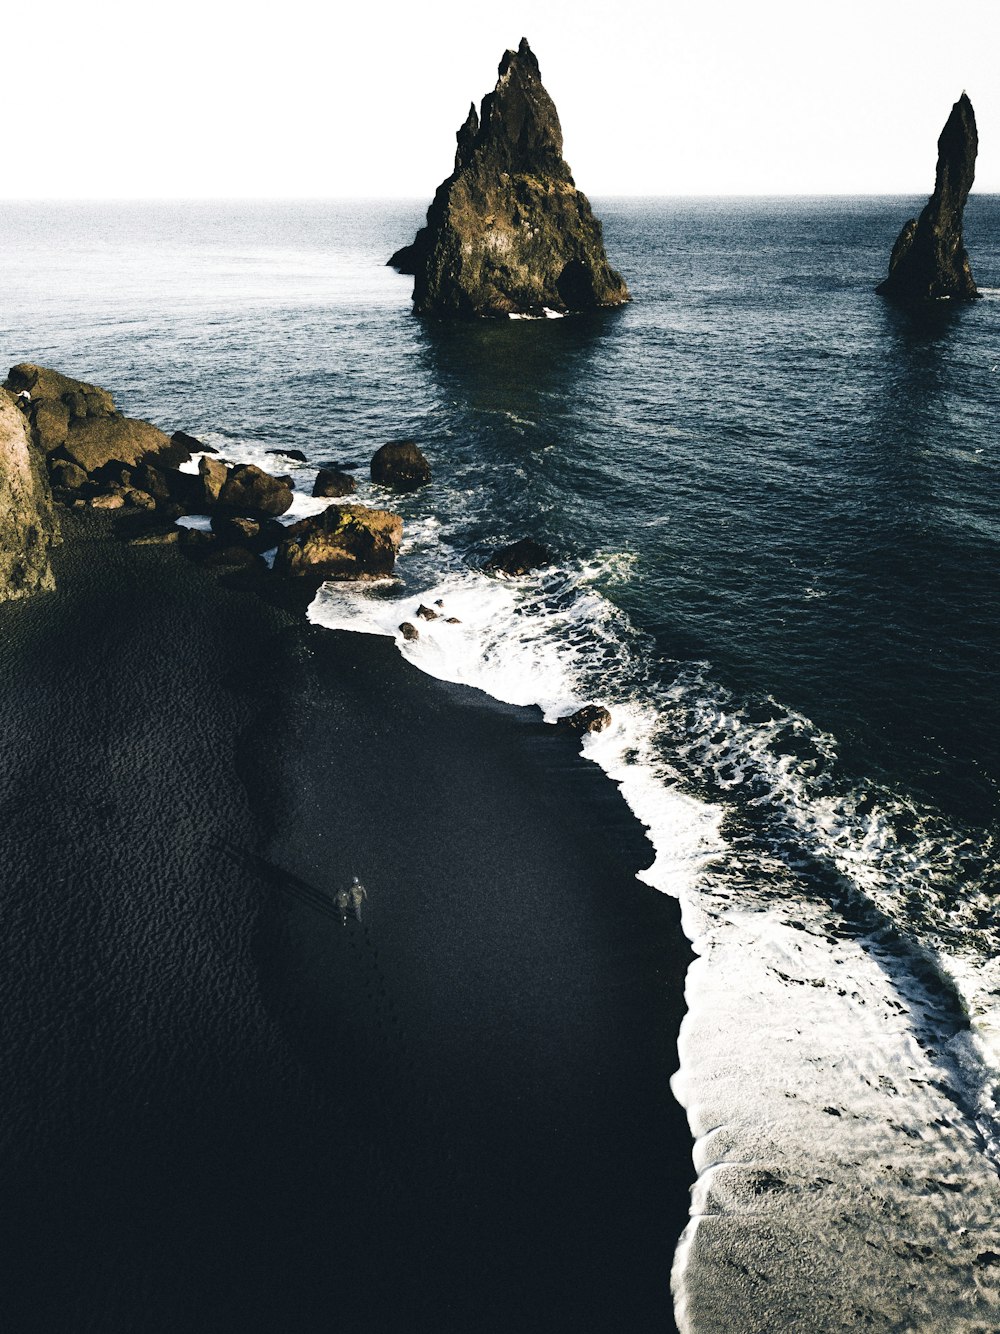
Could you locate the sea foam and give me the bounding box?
[308,531,1000,1332]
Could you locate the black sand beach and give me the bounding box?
[0,513,693,1333]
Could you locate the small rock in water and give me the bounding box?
[445,617,461,625]
[399,622,419,641]
[370,440,431,491]
[416,604,438,621]
[484,537,551,576]
[312,467,357,499]
[555,705,612,735]
[266,448,307,463]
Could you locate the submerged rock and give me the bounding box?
[370,440,431,490]
[484,537,551,576]
[4,364,186,474]
[876,94,981,303]
[399,622,420,642]
[274,503,403,581]
[0,389,59,600]
[388,38,629,318]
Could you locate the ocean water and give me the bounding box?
[2,196,1000,1331]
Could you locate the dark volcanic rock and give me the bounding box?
[0,389,59,599]
[4,364,187,473]
[876,94,981,303]
[484,537,551,576]
[370,440,431,490]
[266,447,307,463]
[399,621,420,642]
[172,429,215,455]
[312,467,357,498]
[388,38,630,318]
[556,705,612,736]
[273,503,403,581]
[49,459,90,493]
[217,463,293,518]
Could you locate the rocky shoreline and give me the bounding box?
[0,370,693,1334]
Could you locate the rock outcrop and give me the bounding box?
[273,504,403,581]
[4,364,188,474]
[876,94,981,303]
[388,38,629,318]
[370,440,431,490]
[0,389,59,600]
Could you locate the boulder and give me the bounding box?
[211,514,260,543]
[209,513,283,552]
[877,94,981,303]
[199,455,228,506]
[484,537,551,576]
[388,39,630,317]
[556,705,612,736]
[4,364,187,473]
[274,503,403,581]
[217,463,293,517]
[312,467,357,498]
[90,493,125,510]
[132,461,201,512]
[370,440,431,490]
[0,389,59,600]
[172,429,215,455]
[416,604,438,620]
[49,459,90,492]
[399,622,420,641]
[266,447,307,463]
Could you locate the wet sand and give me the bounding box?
[0,512,693,1333]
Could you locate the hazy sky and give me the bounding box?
[5,0,998,198]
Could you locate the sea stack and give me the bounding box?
[389,38,630,318]
[876,94,980,303]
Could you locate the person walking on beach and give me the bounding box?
[335,885,351,926]
[350,876,367,922]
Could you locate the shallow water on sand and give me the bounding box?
[3,196,1000,1329]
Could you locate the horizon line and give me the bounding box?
[3,191,1000,204]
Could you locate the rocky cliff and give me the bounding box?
[389,38,629,318]
[876,94,981,303]
[0,389,59,600]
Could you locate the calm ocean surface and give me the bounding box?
[2,197,999,1330]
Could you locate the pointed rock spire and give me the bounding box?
[388,39,629,318]
[876,94,981,303]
